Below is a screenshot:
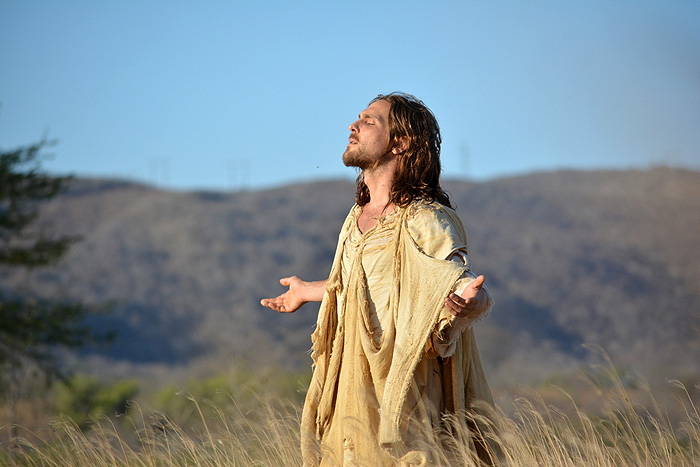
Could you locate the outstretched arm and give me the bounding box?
[260,276,327,313]
[431,273,493,357]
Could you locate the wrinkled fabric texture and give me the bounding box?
[301,201,494,466]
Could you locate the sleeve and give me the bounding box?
[428,250,494,357]
[405,202,468,261]
[405,205,493,358]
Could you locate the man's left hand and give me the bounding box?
[444,274,486,319]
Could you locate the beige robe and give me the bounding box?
[301,200,494,466]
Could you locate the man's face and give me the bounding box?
[343,99,393,170]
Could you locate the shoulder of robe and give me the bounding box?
[338,204,360,233]
[405,200,468,259]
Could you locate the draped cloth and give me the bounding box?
[301,201,494,466]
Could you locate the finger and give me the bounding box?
[262,300,291,313]
[279,277,292,286]
[446,293,470,313]
[470,275,485,290]
[444,297,460,316]
[447,292,466,307]
[446,298,479,320]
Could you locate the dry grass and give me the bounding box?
[3,394,304,467]
[1,374,698,466]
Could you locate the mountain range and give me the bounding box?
[4,168,699,390]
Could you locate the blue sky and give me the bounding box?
[1,0,699,191]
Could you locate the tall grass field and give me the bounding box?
[1,364,698,466]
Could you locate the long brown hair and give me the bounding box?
[355,92,452,208]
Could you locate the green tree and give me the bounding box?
[0,138,112,441]
[53,375,138,431]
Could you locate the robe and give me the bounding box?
[301,200,494,466]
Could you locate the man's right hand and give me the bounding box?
[260,276,327,313]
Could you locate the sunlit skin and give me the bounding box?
[342,99,394,171]
[261,99,488,319]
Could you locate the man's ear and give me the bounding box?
[391,136,409,155]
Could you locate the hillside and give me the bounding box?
[3,168,699,388]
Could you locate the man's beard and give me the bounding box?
[343,146,371,170]
[343,146,392,171]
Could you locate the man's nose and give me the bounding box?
[349,120,359,132]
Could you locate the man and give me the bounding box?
[261,93,494,466]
